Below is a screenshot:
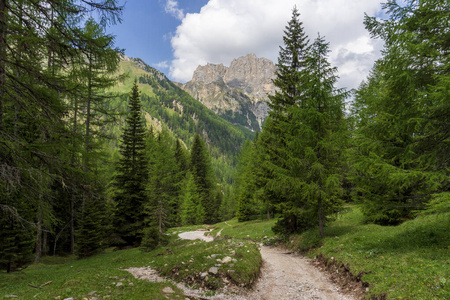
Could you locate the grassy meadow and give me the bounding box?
[1,206,448,299]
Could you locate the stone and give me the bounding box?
[63,298,74,300]
[129,282,134,286]
[162,287,175,294]
[88,291,97,296]
[200,272,208,278]
[208,267,219,275]
[116,282,123,287]
[178,53,275,130]
[221,256,232,263]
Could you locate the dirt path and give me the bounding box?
[245,246,354,300]
[177,231,353,299]
[127,231,354,299]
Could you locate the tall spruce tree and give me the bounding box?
[190,134,219,224]
[113,80,148,246]
[257,6,310,231]
[273,35,348,237]
[350,0,450,224]
[146,129,180,233]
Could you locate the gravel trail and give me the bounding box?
[127,231,355,299]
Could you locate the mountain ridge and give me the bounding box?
[177,53,276,131]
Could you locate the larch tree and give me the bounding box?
[0,0,122,268]
[350,0,450,224]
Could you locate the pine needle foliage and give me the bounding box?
[113,80,148,246]
[350,0,450,224]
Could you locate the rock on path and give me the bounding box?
[178,230,214,242]
[127,231,355,300]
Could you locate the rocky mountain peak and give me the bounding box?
[224,53,276,101]
[192,63,228,85]
[180,53,276,131]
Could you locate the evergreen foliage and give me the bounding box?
[113,80,148,246]
[190,134,220,224]
[273,35,347,237]
[146,129,180,232]
[350,0,450,224]
[243,7,348,237]
[180,172,201,225]
[0,0,122,270]
[235,140,260,221]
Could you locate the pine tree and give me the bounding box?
[180,172,201,225]
[235,139,260,221]
[257,7,311,223]
[190,134,219,224]
[276,34,347,237]
[146,129,180,232]
[268,5,309,116]
[350,0,450,224]
[0,0,123,267]
[113,80,148,246]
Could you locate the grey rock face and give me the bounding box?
[179,53,276,131]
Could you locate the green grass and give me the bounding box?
[151,237,261,290]
[207,217,278,241]
[0,222,266,299]
[292,205,450,299]
[0,248,186,299]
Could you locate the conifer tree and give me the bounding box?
[235,139,260,221]
[268,6,309,115]
[350,0,450,224]
[274,35,348,237]
[257,7,311,218]
[0,0,122,267]
[190,134,219,224]
[113,80,148,246]
[180,172,201,225]
[146,129,180,232]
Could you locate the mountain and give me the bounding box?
[105,55,255,183]
[177,53,276,131]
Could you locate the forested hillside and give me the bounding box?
[0,0,252,271]
[109,56,254,162]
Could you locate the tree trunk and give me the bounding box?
[70,193,75,254]
[42,229,48,256]
[0,0,7,130]
[34,203,42,263]
[318,193,324,238]
[290,214,296,233]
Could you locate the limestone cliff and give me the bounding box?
[178,53,276,131]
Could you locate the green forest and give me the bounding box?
[0,2,448,297]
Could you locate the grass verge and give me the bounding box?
[290,205,449,299]
[0,223,266,299]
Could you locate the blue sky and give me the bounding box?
[108,0,208,70]
[107,0,385,89]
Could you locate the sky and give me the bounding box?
[107,0,386,90]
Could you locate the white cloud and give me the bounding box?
[165,0,184,20]
[154,61,169,69]
[169,0,384,90]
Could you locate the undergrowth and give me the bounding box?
[290,205,449,299]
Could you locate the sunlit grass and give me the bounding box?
[293,205,450,299]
